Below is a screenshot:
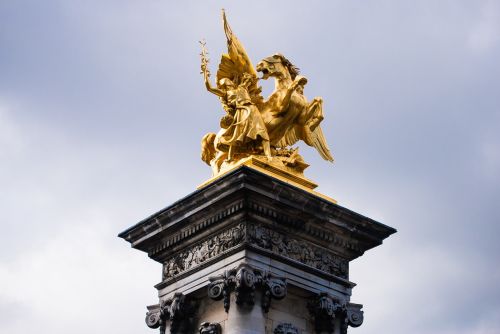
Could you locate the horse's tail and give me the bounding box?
[201,132,217,165]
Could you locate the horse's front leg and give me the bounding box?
[275,76,307,116]
[304,97,324,131]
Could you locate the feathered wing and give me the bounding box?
[276,124,333,162]
[216,10,263,106]
[309,125,334,161]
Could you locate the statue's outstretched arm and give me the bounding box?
[200,39,225,98]
[204,72,225,98]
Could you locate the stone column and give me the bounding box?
[226,293,265,334]
[119,167,396,334]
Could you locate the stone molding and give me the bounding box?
[247,201,361,253]
[151,200,245,258]
[145,293,197,334]
[207,264,287,312]
[307,293,363,334]
[119,167,397,264]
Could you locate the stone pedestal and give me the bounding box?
[119,167,396,333]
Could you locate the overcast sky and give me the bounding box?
[1,1,499,333]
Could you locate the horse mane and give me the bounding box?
[275,53,300,80]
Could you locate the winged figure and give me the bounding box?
[201,10,333,177]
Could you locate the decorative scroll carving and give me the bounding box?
[208,270,234,312]
[208,265,287,313]
[235,266,257,306]
[163,224,245,280]
[261,272,287,313]
[145,293,197,334]
[199,322,222,334]
[343,303,364,333]
[308,293,363,334]
[247,224,348,278]
[308,293,343,333]
[274,323,299,334]
[145,304,162,329]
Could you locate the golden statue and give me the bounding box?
[200,10,334,195]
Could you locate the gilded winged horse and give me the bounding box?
[201,10,333,176]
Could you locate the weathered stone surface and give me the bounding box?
[119,167,396,333]
[119,167,395,280]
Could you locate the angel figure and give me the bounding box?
[201,43,271,162]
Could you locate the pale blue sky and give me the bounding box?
[1,1,499,333]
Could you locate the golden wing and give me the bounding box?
[309,125,334,161]
[275,124,333,162]
[217,10,263,106]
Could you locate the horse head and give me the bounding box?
[256,53,300,81]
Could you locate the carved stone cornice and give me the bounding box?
[247,200,362,253]
[151,200,245,258]
[145,293,197,334]
[208,265,287,313]
[119,168,397,264]
[308,293,363,334]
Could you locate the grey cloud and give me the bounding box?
[1,1,499,334]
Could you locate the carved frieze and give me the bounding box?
[208,265,287,312]
[247,224,348,278]
[162,221,348,282]
[163,223,246,280]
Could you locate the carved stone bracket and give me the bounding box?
[234,266,257,307]
[199,322,222,334]
[208,269,234,312]
[145,293,197,334]
[260,272,287,313]
[342,303,363,333]
[145,304,162,330]
[208,265,287,313]
[274,322,299,334]
[308,293,363,334]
